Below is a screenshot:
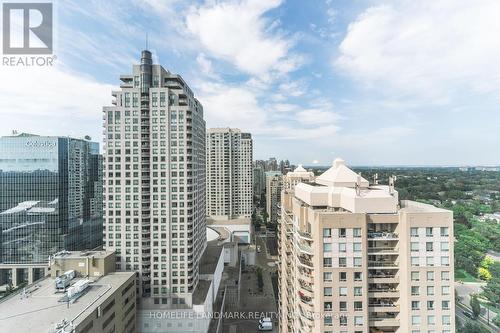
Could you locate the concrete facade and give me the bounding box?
[266,171,283,224]
[206,128,253,220]
[0,253,136,333]
[278,159,455,333]
[102,50,206,307]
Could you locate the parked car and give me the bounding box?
[463,311,474,319]
[258,321,272,331]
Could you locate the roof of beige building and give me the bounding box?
[294,158,398,213]
[316,158,369,187]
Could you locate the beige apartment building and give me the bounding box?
[206,128,253,220]
[266,171,283,224]
[278,158,455,333]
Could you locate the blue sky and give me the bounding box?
[1,0,499,166]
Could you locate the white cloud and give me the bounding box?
[186,0,300,75]
[0,65,114,142]
[195,78,340,141]
[336,0,500,100]
[196,53,217,78]
[278,81,306,97]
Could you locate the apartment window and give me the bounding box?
[339,287,347,296]
[323,243,332,252]
[353,257,362,267]
[339,301,347,311]
[411,286,420,296]
[440,227,449,237]
[442,300,450,310]
[411,271,420,281]
[354,272,362,281]
[427,286,435,296]
[411,242,419,251]
[339,243,347,252]
[441,242,449,252]
[339,258,347,267]
[442,315,451,325]
[426,257,434,266]
[427,315,435,325]
[412,315,421,325]
[411,227,419,237]
[354,316,363,326]
[324,272,333,282]
[426,242,434,252]
[339,228,346,238]
[324,302,332,311]
[353,243,362,252]
[339,272,347,281]
[441,286,450,295]
[427,271,435,281]
[324,316,333,326]
[426,227,434,237]
[411,257,420,267]
[340,316,347,326]
[441,271,450,281]
[323,258,333,267]
[412,301,420,310]
[354,287,362,296]
[441,256,450,266]
[353,228,362,237]
[427,300,435,310]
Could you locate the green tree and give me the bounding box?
[460,320,490,333]
[493,314,500,327]
[470,295,481,318]
[483,262,500,306]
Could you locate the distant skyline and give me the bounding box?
[1,0,499,166]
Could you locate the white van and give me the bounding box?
[259,317,272,325]
[258,321,273,331]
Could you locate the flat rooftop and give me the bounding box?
[199,241,223,275]
[0,272,134,332]
[192,280,212,305]
[400,200,451,213]
[52,250,112,260]
[207,217,251,225]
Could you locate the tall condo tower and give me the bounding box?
[206,128,253,220]
[103,50,206,307]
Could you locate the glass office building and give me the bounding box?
[0,133,103,264]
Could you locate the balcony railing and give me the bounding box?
[368,232,398,239]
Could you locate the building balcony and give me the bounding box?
[368,247,399,255]
[297,256,314,269]
[368,232,398,240]
[296,242,313,255]
[297,230,313,241]
[369,304,400,312]
[369,317,400,328]
[368,261,399,269]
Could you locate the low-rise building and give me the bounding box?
[0,251,136,333]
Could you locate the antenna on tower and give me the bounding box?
[146,32,149,50]
[373,173,378,185]
[389,175,397,195]
[356,173,362,196]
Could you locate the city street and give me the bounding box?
[222,235,278,332]
[455,281,500,332]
